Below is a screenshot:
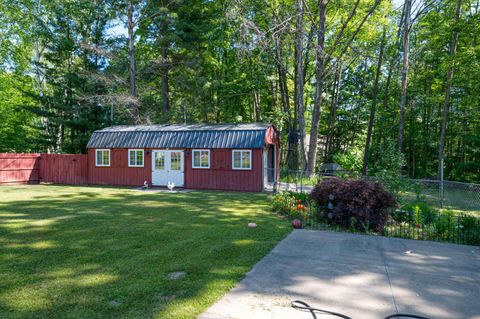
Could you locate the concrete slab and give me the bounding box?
[199,230,480,319]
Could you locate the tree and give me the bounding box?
[306,0,327,176]
[398,0,411,153]
[438,0,462,178]
[294,0,307,170]
[363,27,387,176]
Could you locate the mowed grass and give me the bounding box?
[0,185,290,319]
[401,188,480,216]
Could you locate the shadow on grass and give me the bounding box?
[0,185,290,319]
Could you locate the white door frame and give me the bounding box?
[151,150,184,187]
[263,144,276,190]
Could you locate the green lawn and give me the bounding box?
[0,185,290,319]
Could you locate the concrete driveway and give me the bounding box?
[199,230,480,319]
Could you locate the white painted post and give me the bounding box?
[440,158,444,208]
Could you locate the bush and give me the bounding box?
[394,202,438,225]
[272,191,309,219]
[309,178,397,232]
[332,146,363,175]
[369,140,408,198]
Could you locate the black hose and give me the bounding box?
[383,315,431,319]
[291,300,353,319]
[291,300,432,319]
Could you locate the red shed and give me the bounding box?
[86,123,280,192]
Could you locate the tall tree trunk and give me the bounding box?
[438,0,462,178]
[376,10,404,148]
[324,61,342,162]
[161,45,170,114]
[294,0,307,170]
[398,0,412,153]
[34,0,53,152]
[273,20,296,170]
[127,1,138,124]
[350,62,367,146]
[306,0,327,176]
[362,28,387,176]
[253,91,261,121]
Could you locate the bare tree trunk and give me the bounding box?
[362,28,387,176]
[34,0,53,152]
[294,0,307,170]
[438,0,462,178]
[272,10,296,169]
[253,91,261,121]
[378,10,404,143]
[127,1,139,124]
[398,0,412,153]
[161,45,170,114]
[306,0,327,176]
[350,62,367,146]
[324,61,342,162]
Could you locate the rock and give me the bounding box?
[167,271,186,280]
[109,300,122,307]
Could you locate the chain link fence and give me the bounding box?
[269,168,480,215]
[406,179,480,213]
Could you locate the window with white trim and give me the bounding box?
[232,150,252,170]
[128,149,144,167]
[95,149,110,167]
[192,149,210,168]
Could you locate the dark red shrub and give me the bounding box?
[309,178,397,232]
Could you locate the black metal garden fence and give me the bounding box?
[271,168,480,214]
[299,200,480,246]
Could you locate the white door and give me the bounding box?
[152,150,184,187]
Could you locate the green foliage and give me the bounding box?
[395,201,438,225]
[271,191,309,219]
[369,141,410,197]
[387,205,480,245]
[0,0,478,185]
[333,146,363,174]
[0,73,42,152]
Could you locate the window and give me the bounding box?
[170,151,182,171]
[232,150,252,170]
[128,149,144,167]
[95,149,110,167]
[192,149,210,169]
[154,151,165,170]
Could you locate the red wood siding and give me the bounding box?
[87,148,264,191]
[185,149,263,192]
[40,154,88,184]
[1,124,280,191]
[0,153,41,184]
[87,148,152,186]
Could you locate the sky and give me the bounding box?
[106,0,407,38]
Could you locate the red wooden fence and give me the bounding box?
[40,154,88,185]
[0,153,88,185]
[0,153,41,184]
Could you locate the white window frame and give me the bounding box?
[232,150,252,170]
[128,149,144,167]
[192,149,210,169]
[95,149,110,167]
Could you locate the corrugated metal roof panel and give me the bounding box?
[86,123,271,149]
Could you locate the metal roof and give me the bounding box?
[87,123,272,149]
